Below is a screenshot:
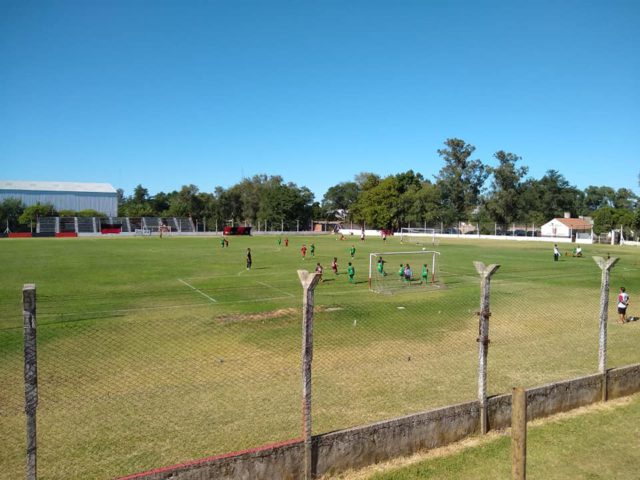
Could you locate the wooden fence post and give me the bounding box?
[592,256,619,401]
[474,261,500,434]
[511,387,527,480]
[23,284,38,480]
[298,270,321,480]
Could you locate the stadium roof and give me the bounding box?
[0,180,117,194]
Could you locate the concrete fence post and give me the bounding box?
[474,261,500,434]
[511,387,527,480]
[298,270,321,480]
[592,256,619,401]
[23,284,38,480]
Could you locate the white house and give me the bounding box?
[540,216,592,240]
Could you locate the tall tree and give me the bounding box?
[398,181,443,226]
[354,172,381,191]
[321,181,360,218]
[132,184,149,204]
[215,186,243,224]
[258,182,314,228]
[520,170,582,221]
[150,192,171,214]
[592,206,635,234]
[484,150,528,225]
[582,186,615,212]
[167,184,203,217]
[18,203,58,225]
[350,177,400,229]
[435,138,488,221]
[0,198,25,232]
[613,188,638,210]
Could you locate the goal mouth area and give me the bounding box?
[399,228,438,245]
[368,250,442,294]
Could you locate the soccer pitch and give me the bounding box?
[1,235,639,479]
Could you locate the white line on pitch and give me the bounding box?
[178,278,217,303]
[257,281,295,297]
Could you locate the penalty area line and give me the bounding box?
[178,278,217,303]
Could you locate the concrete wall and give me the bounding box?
[120,364,640,480]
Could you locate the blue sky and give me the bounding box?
[1,0,639,201]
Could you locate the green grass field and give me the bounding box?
[1,234,639,479]
[339,393,640,480]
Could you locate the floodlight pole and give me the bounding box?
[474,261,500,435]
[593,256,619,401]
[298,269,321,480]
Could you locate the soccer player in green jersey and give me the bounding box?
[398,264,405,281]
[310,243,315,256]
[220,237,226,248]
[347,262,355,283]
[350,245,356,258]
[377,257,386,276]
[421,264,429,284]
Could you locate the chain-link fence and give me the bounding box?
[1,257,639,480]
[1,298,302,480]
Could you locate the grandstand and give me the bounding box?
[34,217,195,235]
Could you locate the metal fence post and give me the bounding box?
[474,261,500,434]
[593,256,619,401]
[23,284,38,480]
[298,270,321,480]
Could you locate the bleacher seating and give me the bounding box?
[38,218,57,233]
[103,217,130,232]
[60,217,77,233]
[129,217,143,231]
[33,216,197,235]
[76,217,96,233]
[175,217,194,232]
[143,217,160,229]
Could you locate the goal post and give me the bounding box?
[369,250,441,293]
[399,227,437,245]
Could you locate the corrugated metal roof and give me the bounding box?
[0,180,117,194]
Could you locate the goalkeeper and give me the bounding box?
[377,257,387,276]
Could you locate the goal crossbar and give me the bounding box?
[399,228,436,244]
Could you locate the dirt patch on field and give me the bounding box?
[217,308,298,324]
[216,305,340,324]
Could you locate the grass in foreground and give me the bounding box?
[330,393,640,480]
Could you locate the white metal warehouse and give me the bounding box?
[0,180,118,216]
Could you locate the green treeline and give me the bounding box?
[1,138,639,234]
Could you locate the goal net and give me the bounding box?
[399,227,437,245]
[369,250,441,294]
